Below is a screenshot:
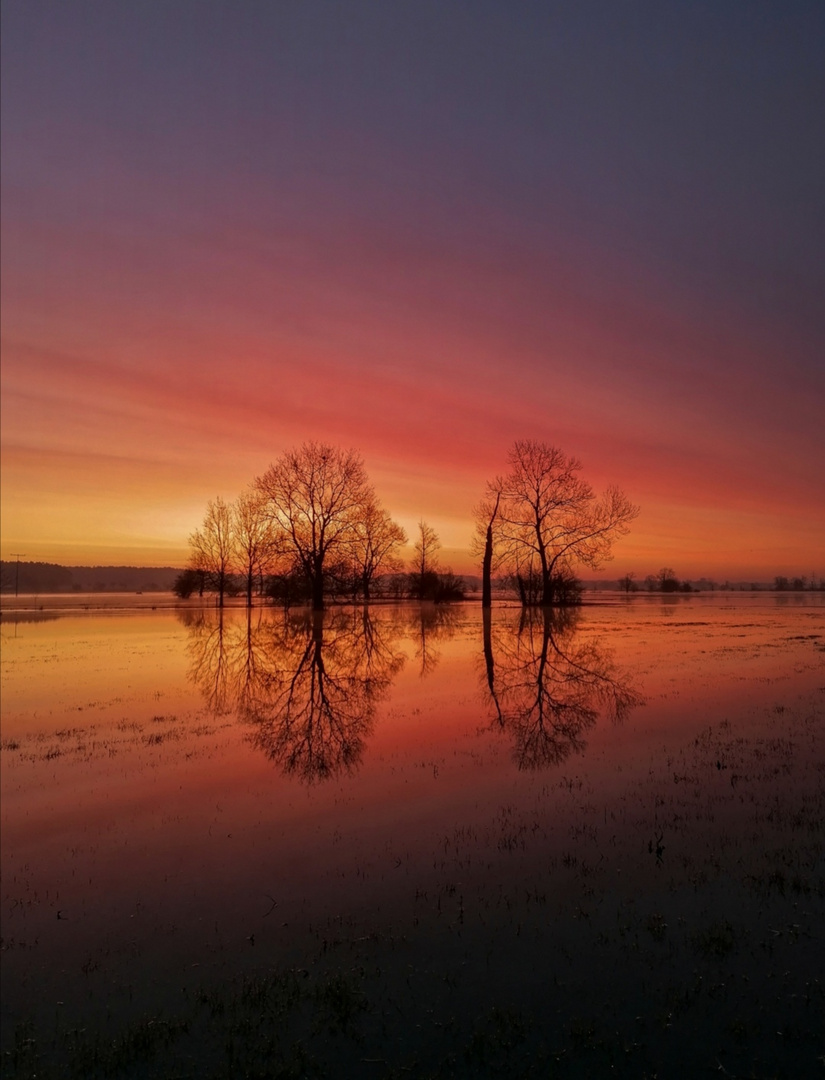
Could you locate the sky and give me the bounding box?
[2,1,824,580]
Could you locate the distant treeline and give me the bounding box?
[772,575,823,592]
[0,562,180,594]
[617,569,824,593]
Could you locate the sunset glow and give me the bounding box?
[2,3,823,579]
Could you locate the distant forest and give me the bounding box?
[0,562,179,594]
[617,569,824,594]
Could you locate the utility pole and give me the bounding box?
[11,554,26,597]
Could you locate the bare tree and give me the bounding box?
[255,442,373,611]
[618,572,637,594]
[657,567,679,592]
[350,499,407,603]
[232,488,282,607]
[188,496,235,607]
[482,440,639,607]
[408,519,441,600]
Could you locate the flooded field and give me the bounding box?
[2,595,823,1078]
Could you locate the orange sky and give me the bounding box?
[2,4,823,580]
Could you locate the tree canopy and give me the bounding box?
[256,443,379,610]
[478,440,639,606]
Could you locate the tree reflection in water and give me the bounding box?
[180,607,238,715]
[390,603,464,677]
[180,607,405,782]
[180,604,641,780]
[482,607,644,769]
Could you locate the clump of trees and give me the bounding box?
[179,438,637,610]
[645,568,692,593]
[651,568,690,593]
[179,444,464,610]
[178,443,408,610]
[618,569,692,593]
[474,440,639,608]
[618,573,824,594]
[774,575,819,592]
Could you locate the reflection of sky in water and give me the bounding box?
[1,596,823,1068]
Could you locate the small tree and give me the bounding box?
[433,569,466,603]
[233,488,282,607]
[658,568,680,592]
[350,500,407,603]
[188,497,235,607]
[618,572,637,594]
[408,520,441,600]
[173,568,206,599]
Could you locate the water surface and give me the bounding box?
[2,595,823,1077]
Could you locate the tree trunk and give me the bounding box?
[536,523,552,606]
[481,493,500,608]
[482,537,492,607]
[311,573,325,611]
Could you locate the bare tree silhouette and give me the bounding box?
[255,443,376,611]
[350,500,407,602]
[188,497,236,607]
[408,519,441,600]
[232,488,283,607]
[479,441,639,606]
